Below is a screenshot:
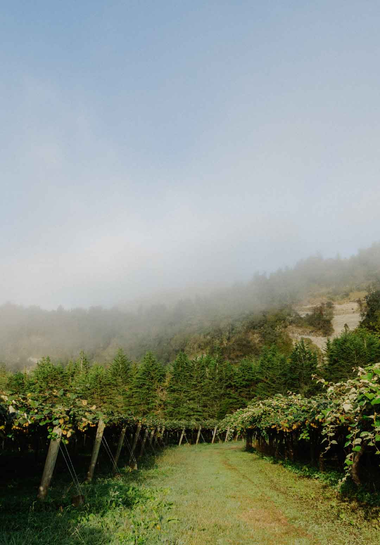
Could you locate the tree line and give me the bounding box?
[3,289,380,422]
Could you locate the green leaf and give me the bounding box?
[352,446,362,452]
[371,397,380,405]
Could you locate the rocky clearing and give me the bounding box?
[290,301,361,350]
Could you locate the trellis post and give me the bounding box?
[154,426,161,446]
[129,422,142,464]
[245,429,253,450]
[149,428,156,447]
[113,425,127,470]
[196,425,202,445]
[87,419,106,482]
[37,426,62,500]
[212,426,217,444]
[225,427,230,442]
[139,427,149,458]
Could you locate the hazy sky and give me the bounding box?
[1,1,380,308]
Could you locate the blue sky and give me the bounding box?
[1,1,380,308]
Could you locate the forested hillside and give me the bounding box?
[3,289,380,422]
[1,243,380,368]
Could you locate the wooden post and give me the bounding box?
[196,425,201,445]
[154,426,161,446]
[179,428,185,446]
[156,426,165,446]
[225,427,230,442]
[129,423,142,464]
[139,428,149,458]
[245,429,253,450]
[212,426,217,444]
[113,426,127,470]
[37,427,63,500]
[149,428,156,447]
[87,419,106,482]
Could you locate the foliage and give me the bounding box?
[319,365,380,471]
[129,352,165,416]
[286,339,319,396]
[323,328,380,382]
[360,289,380,332]
[222,363,380,483]
[302,302,334,336]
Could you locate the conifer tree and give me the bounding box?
[188,356,210,420]
[130,352,165,416]
[110,348,131,385]
[324,328,380,382]
[86,364,114,411]
[65,359,81,384]
[32,357,66,392]
[165,352,194,419]
[216,360,242,418]
[286,340,318,395]
[360,289,380,332]
[78,351,91,375]
[255,346,287,398]
[235,359,257,402]
[105,348,132,412]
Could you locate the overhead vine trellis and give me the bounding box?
[221,363,380,485]
[0,386,221,499]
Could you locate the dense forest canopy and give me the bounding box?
[1,243,380,368]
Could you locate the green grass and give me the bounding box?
[250,448,380,507]
[1,443,380,544]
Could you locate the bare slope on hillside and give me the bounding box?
[290,301,361,350]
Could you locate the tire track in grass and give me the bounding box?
[219,445,380,545]
[220,450,319,545]
[142,443,379,544]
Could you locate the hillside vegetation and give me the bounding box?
[2,243,380,369]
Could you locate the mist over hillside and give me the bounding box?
[1,243,379,369]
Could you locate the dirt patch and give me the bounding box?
[332,302,361,336]
[239,502,317,543]
[240,505,288,527]
[290,301,361,350]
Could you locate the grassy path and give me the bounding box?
[141,442,379,544]
[2,442,380,544]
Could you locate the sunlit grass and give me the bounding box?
[1,443,380,544]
